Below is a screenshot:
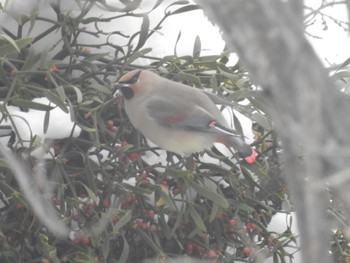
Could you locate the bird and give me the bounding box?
[115,69,257,164]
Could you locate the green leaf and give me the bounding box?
[209,201,221,223]
[89,84,111,95]
[174,72,201,86]
[124,48,152,66]
[188,203,207,232]
[81,182,98,203]
[0,158,10,168]
[193,35,201,58]
[156,185,177,211]
[21,48,41,71]
[233,111,244,136]
[337,56,350,70]
[1,35,21,53]
[117,235,130,263]
[0,36,33,56]
[43,90,69,113]
[251,112,271,130]
[174,30,181,56]
[332,70,350,80]
[43,109,50,134]
[112,210,132,235]
[56,85,66,103]
[135,15,150,51]
[210,74,218,92]
[78,124,96,132]
[170,4,200,15]
[102,235,110,260]
[83,52,109,62]
[135,227,163,254]
[9,99,54,111]
[188,181,229,209]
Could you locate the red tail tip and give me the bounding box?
[244,148,257,164]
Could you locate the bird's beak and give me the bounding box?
[113,83,128,97]
[114,83,135,100]
[115,83,129,89]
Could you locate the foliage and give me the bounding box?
[2,0,346,262]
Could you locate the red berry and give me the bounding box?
[106,120,114,129]
[135,219,143,226]
[140,171,149,179]
[110,126,118,132]
[53,197,61,206]
[102,199,110,208]
[228,218,237,227]
[242,246,251,256]
[81,235,89,245]
[128,152,139,161]
[146,210,155,220]
[149,225,156,233]
[86,209,94,217]
[246,223,256,231]
[141,223,148,231]
[208,249,217,259]
[186,243,193,254]
[127,194,136,203]
[72,238,80,244]
[217,213,225,220]
[194,244,205,253]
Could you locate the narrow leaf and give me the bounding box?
[188,181,229,209]
[10,99,54,111]
[209,201,221,223]
[188,204,207,232]
[135,15,150,51]
[155,184,177,211]
[170,4,200,15]
[43,90,69,113]
[102,235,110,260]
[251,112,271,130]
[174,72,201,86]
[125,48,152,66]
[117,235,130,263]
[193,35,201,58]
[0,36,33,56]
[112,210,132,235]
[174,31,181,56]
[43,109,50,134]
[233,111,244,136]
[56,85,66,102]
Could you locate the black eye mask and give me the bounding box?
[119,85,134,100]
[114,70,141,99]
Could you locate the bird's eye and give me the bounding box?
[120,86,134,100]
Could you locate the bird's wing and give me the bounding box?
[146,96,256,162]
[146,96,233,135]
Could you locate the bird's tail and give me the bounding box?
[225,135,257,164]
[209,121,257,163]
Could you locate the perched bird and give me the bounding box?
[115,70,257,163]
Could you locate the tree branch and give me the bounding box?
[196,1,350,262]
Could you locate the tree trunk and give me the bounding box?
[197,1,350,262]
